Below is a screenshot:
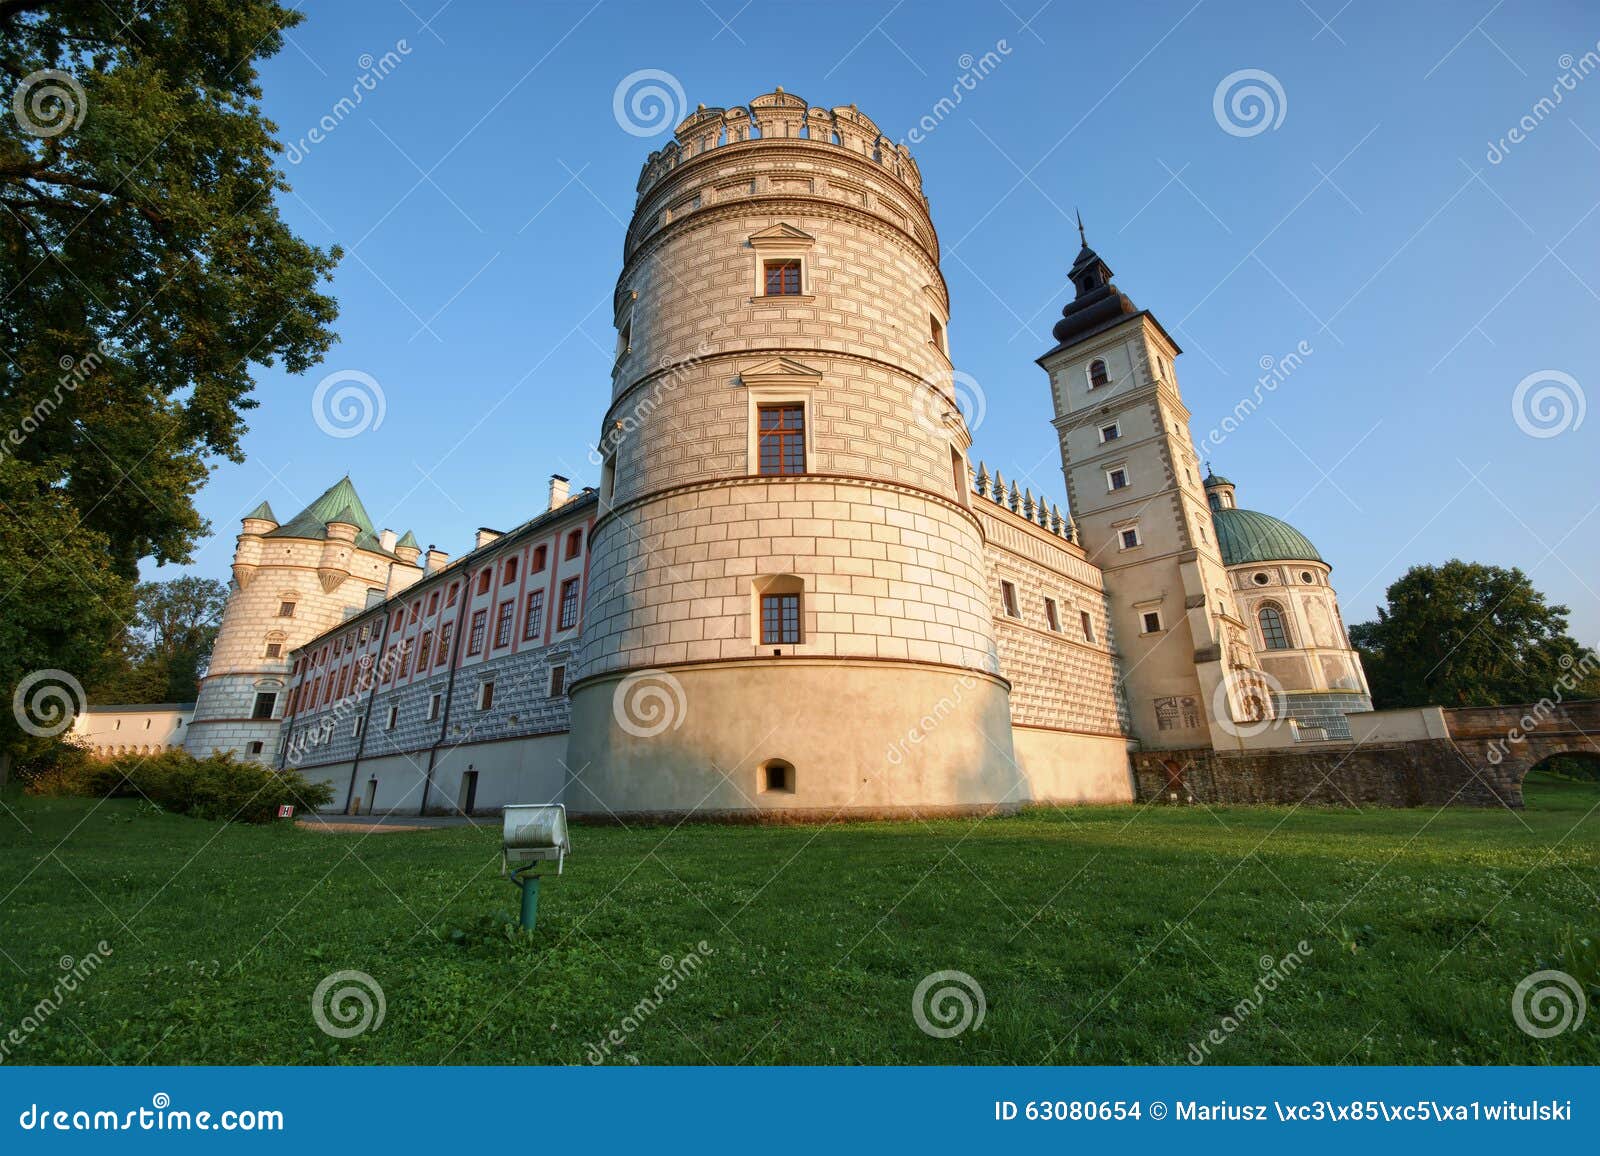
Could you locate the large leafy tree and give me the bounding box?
[93,576,228,704]
[0,1,340,767]
[1350,560,1600,709]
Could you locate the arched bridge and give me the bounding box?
[1440,701,1600,807]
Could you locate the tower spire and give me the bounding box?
[1076,207,1086,248]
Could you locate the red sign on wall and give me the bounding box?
[277,804,295,819]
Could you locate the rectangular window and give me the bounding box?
[523,590,545,640]
[386,705,399,730]
[548,664,567,698]
[760,593,801,645]
[246,740,264,756]
[427,591,439,616]
[757,404,805,476]
[418,631,432,668]
[1100,422,1120,442]
[359,624,371,645]
[408,602,420,623]
[1080,610,1096,643]
[558,577,582,630]
[478,681,495,711]
[930,315,944,351]
[531,545,548,572]
[1141,610,1163,634]
[397,639,413,679]
[476,570,491,596]
[566,529,583,559]
[251,692,277,721]
[264,642,282,659]
[392,610,403,631]
[447,582,459,606]
[1001,581,1020,619]
[467,609,487,655]
[763,258,801,296]
[1044,598,1062,632]
[279,601,295,617]
[352,716,364,739]
[494,600,515,648]
[435,622,453,667]
[1107,467,1129,491]
[1119,527,1141,550]
[503,557,518,584]
[427,694,441,722]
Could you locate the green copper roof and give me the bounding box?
[395,530,419,549]
[1212,507,1324,566]
[266,476,388,554]
[1202,471,1233,488]
[243,500,277,523]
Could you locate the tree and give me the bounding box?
[92,575,228,703]
[1350,560,1600,709]
[0,1,339,765]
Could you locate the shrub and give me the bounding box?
[26,748,333,823]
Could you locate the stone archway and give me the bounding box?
[1520,750,1600,810]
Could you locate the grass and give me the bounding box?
[1,776,1597,1065]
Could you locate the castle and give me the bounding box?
[181,89,1384,817]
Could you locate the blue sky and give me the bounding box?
[169,0,1599,640]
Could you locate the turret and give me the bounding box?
[233,500,278,589]
[393,530,421,566]
[317,505,359,592]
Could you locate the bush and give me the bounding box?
[27,747,333,823]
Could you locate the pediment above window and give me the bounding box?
[748,222,816,249]
[738,357,824,389]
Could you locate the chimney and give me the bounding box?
[547,474,570,511]
[379,528,398,553]
[424,545,450,573]
[475,527,503,550]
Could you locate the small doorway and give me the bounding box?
[364,777,377,815]
[458,769,479,815]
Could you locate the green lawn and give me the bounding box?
[2,779,1597,1065]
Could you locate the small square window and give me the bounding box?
[264,642,282,659]
[1119,527,1141,550]
[278,601,296,618]
[1000,581,1020,619]
[1044,598,1061,632]
[246,740,264,756]
[760,592,801,645]
[1100,422,1120,442]
[1141,610,1163,634]
[251,692,277,721]
[1107,467,1129,491]
[763,258,801,296]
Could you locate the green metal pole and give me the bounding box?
[518,874,541,930]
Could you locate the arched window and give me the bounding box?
[1258,603,1291,650]
[1088,358,1109,388]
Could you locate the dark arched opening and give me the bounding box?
[1521,750,1600,810]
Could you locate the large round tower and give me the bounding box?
[565,88,1019,818]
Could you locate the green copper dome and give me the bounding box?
[1212,507,1324,566]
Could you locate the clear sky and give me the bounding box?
[166,0,1599,641]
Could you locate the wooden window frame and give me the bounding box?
[762,257,802,297]
[756,403,806,476]
[467,608,487,655]
[558,577,582,631]
[760,592,801,645]
[494,599,515,648]
[523,589,545,641]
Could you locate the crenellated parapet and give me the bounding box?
[636,88,923,203]
[971,461,1076,542]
